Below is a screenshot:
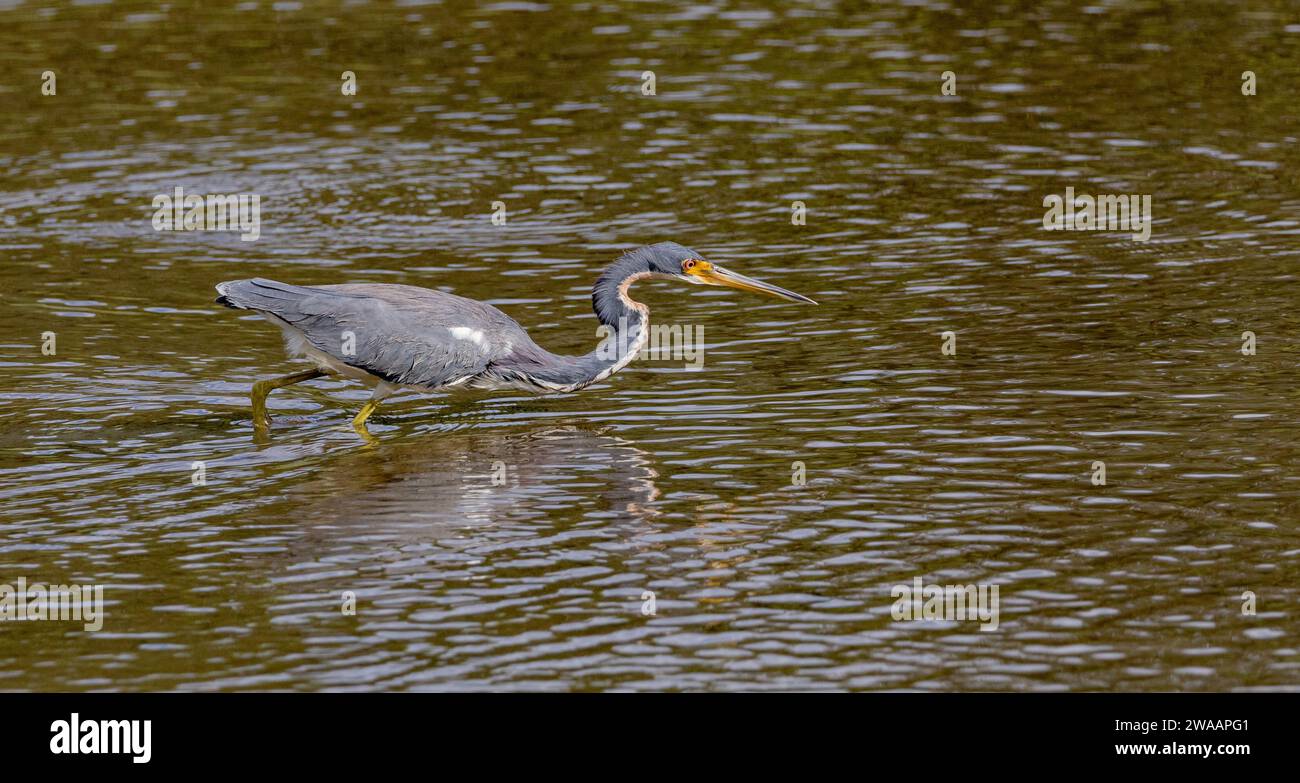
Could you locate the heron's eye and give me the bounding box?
[682,259,697,271]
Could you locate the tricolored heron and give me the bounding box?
[216,242,816,437]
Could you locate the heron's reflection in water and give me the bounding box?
[280,425,661,540]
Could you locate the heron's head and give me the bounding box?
[642,242,817,305]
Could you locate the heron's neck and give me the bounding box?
[577,255,651,382]
[521,255,651,392]
[591,254,651,329]
[506,254,656,392]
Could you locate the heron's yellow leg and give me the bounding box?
[352,399,381,433]
[251,369,325,428]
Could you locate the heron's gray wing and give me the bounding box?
[216,278,515,388]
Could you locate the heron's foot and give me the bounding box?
[248,369,326,431]
[352,399,381,440]
[251,380,276,429]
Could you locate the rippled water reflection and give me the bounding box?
[1,0,1297,690]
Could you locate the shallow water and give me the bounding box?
[1,0,1298,691]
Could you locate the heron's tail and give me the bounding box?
[214,285,237,309]
[215,278,320,312]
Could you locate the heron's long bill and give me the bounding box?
[691,263,818,304]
